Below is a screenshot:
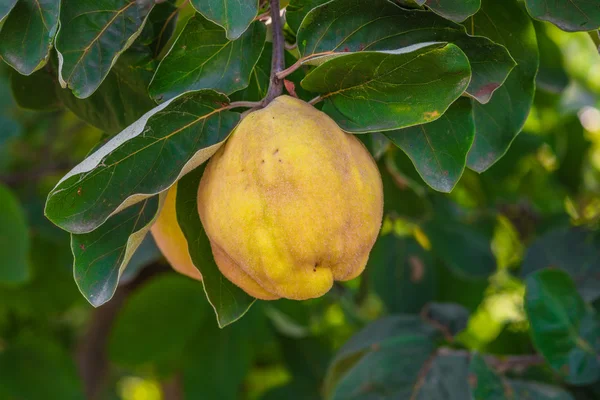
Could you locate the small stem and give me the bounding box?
[228,100,262,109]
[275,51,335,80]
[308,95,322,105]
[263,0,285,105]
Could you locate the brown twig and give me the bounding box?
[76,264,170,399]
[262,0,285,105]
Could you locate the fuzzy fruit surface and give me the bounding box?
[151,184,202,281]
[197,96,383,300]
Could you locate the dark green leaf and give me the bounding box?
[466,0,539,172]
[385,98,475,192]
[525,268,600,385]
[425,303,469,336]
[108,274,210,367]
[10,68,62,111]
[297,0,515,104]
[419,0,480,23]
[0,114,20,150]
[261,381,321,400]
[522,227,600,303]
[325,316,439,399]
[182,312,256,399]
[414,353,471,400]
[71,196,161,307]
[423,217,496,279]
[508,380,575,399]
[176,165,256,327]
[0,184,30,284]
[229,42,272,102]
[0,0,59,75]
[190,0,258,40]
[0,0,17,22]
[56,0,155,98]
[302,43,470,133]
[286,0,328,33]
[369,235,436,314]
[120,234,161,284]
[525,0,600,32]
[57,52,157,134]
[0,335,84,400]
[143,0,179,57]
[149,16,266,102]
[468,353,507,400]
[534,21,569,94]
[45,90,239,234]
[278,334,332,385]
[379,154,432,220]
[58,2,171,134]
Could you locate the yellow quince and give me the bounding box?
[197,96,383,300]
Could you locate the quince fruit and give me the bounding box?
[197,96,383,300]
[151,184,202,281]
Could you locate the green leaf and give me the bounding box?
[0,0,60,75]
[525,0,600,32]
[0,335,84,399]
[10,68,62,111]
[379,153,432,220]
[301,43,471,133]
[466,0,539,172]
[108,274,210,368]
[525,268,600,385]
[58,51,157,134]
[261,381,321,400]
[385,98,475,192]
[508,380,575,400]
[413,353,471,400]
[425,303,469,336]
[522,227,600,303]
[190,0,258,40]
[45,90,239,234]
[120,234,161,284]
[369,235,436,314]
[176,165,256,328]
[71,195,162,307]
[286,0,329,33]
[297,0,515,104]
[418,0,480,23]
[325,316,439,399]
[230,44,313,102]
[229,42,272,102]
[182,311,256,399]
[0,184,30,284]
[534,21,569,94]
[0,0,17,22]
[149,16,266,102]
[468,353,507,400]
[56,0,155,98]
[423,216,496,279]
[58,1,174,134]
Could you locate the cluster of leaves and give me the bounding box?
[1,0,600,398]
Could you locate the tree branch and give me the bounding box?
[76,264,170,399]
[262,0,285,105]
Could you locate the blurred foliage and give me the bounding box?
[0,1,600,399]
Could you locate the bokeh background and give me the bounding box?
[1,18,600,400]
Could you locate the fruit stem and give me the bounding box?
[263,0,285,106]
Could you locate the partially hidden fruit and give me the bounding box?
[197,96,383,300]
[151,184,202,281]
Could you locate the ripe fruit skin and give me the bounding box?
[151,184,202,281]
[197,96,383,300]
